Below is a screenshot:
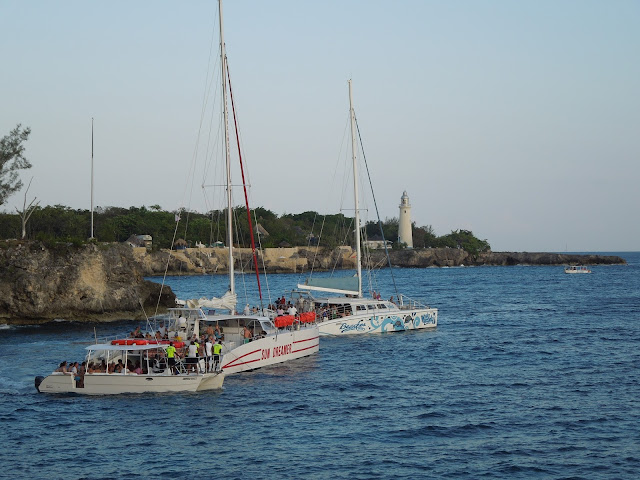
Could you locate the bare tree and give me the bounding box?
[15,177,39,239]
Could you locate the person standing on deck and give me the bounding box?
[213,340,223,371]
[188,339,199,373]
[167,342,179,374]
[205,336,213,372]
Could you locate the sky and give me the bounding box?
[1,0,639,252]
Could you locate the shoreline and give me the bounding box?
[0,241,627,325]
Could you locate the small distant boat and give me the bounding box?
[564,265,592,274]
[35,342,224,395]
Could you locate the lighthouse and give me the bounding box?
[398,190,413,248]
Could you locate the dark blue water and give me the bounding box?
[2,253,639,479]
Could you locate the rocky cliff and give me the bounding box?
[135,246,625,274]
[1,241,624,325]
[365,249,626,268]
[0,241,176,324]
[132,245,359,276]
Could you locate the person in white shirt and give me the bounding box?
[187,340,199,373]
[288,305,297,316]
[243,304,250,315]
[205,337,213,372]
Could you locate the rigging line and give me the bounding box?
[297,212,318,286]
[153,215,183,319]
[331,217,354,274]
[252,208,273,307]
[226,58,263,305]
[200,62,223,188]
[179,9,220,226]
[231,206,249,304]
[310,215,327,280]
[355,114,400,300]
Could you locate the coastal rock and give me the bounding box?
[365,249,625,268]
[0,241,176,324]
[133,245,358,275]
[134,246,625,275]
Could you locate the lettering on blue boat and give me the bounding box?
[340,320,366,333]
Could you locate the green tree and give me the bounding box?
[0,124,32,205]
[437,229,491,255]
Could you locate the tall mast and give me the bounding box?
[90,117,94,239]
[348,80,362,297]
[219,0,235,298]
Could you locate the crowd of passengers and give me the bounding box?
[245,293,398,322]
[238,289,400,320]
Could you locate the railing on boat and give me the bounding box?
[398,294,434,310]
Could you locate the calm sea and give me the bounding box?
[1,253,639,479]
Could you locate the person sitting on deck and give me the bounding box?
[55,361,70,374]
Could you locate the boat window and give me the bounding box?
[377,304,386,309]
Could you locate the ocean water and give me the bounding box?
[1,253,639,479]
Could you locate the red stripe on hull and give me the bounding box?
[222,348,261,369]
[292,343,319,354]
[293,336,319,344]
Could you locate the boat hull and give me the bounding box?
[221,325,319,374]
[36,371,224,395]
[317,308,437,336]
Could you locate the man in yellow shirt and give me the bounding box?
[213,340,223,371]
[166,342,179,374]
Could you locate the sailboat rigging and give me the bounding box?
[296,80,438,335]
[164,0,319,374]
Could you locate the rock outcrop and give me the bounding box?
[365,249,626,268]
[0,241,176,324]
[132,246,358,276]
[134,246,625,274]
[1,241,624,325]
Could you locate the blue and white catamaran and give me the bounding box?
[296,81,438,336]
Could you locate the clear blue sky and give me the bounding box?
[2,0,639,252]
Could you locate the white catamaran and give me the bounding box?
[168,0,319,373]
[36,342,224,395]
[296,80,438,336]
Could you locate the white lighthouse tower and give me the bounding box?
[398,190,413,248]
